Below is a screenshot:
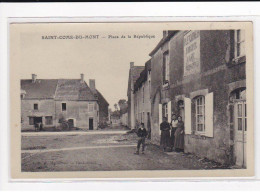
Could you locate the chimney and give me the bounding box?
[32,74,37,83]
[80,74,84,83]
[130,62,134,68]
[89,79,96,90]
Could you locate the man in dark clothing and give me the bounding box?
[134,123,147,155]
[160,117,171,152]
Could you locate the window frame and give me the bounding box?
[162,103,168,120]
[29,117,34,125]
[45,116,53,125]
[61,102,67,111]
[33,103,38,110]
[88,102,94,112]
[162,52,170,86]
[234,30,245,59]
[195,95,205,133]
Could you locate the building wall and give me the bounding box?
[121,112,128,127]
[134,73,151,130]
[21,99,56,129]
[98,101,109,125]
[150,30,246,164]
[55,100,99,130]
[150,47,163,144]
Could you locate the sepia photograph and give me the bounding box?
[9,22,254,178]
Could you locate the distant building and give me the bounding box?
[21,74,108,130]
[127,62,145,129]
[149,30,246,166]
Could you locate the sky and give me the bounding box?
[18,23,163,110]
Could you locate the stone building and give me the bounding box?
[127,62,145,130]
[88,79,109,126]
[133,59,152,130]
[21,74,108,130]
[149,30,246,167]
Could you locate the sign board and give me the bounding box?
[184,30,200,76]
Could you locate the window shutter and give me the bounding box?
[159,104,162,135]
[168,101,171,123]
[205,92,214,137]
[184,97,192,135]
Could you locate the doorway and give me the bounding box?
[89,118,94,130]
[234,100,247,167]
[34,117,42,124]
[68,119,74,128]
[230,88,247,167]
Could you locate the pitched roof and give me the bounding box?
[55,79,97,101]
[21,79,97,101]
[127,66,145,97]
[96,90,109,106]
[131,66,145,84]
[149,30,179,56]
[134,59,151,92]
[21,79,58,99]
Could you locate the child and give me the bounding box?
[134,123,147,155]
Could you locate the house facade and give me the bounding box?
[127,62,145,130]
[149,30,246,166]
[21,74,108,130]
[134,59,152,130]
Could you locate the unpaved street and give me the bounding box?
[21,128,229,172]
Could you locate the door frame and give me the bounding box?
[233,99,247,168]
[89,117,94,130]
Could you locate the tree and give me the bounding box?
[114,103,118,111]
[118,99,128,114]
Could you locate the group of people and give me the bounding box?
[160,114,184,152]
[134,114,184,155]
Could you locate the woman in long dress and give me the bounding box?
[160,117,171,152]
[174,116,184,152]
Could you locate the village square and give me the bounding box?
[21,30,246,171]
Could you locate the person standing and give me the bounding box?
[160,117,171,152]
[134,123,147,155]
[170,114,178,151]
[174,116,185,152]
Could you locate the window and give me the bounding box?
[45,116,53,125]
[195,96,205,132]
[163,52,169,84]
[29,117,34,125]
[162,103,168,120]
[34,103,38,110]
[89,102,94,112]
[62,103,66,111]
[235,30,245,58]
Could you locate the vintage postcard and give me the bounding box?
[10,22,254,179]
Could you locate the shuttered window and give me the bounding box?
[184,98,192,135]
[159,104,162,135]
[195,96,205,132]
[205,92,214,137]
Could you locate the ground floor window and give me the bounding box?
[194,96,205,132]
[45,116,53,125]
[162,103,168,120]
[29,117,34,125]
